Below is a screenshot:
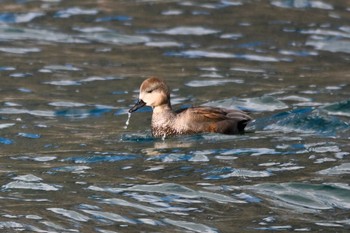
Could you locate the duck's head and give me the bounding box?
[129,77,170,113]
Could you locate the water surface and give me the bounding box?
[0,0,350,232]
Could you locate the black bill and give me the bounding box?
[129,99,146,113]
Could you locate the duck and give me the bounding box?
[129,77,252,138]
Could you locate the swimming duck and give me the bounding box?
[129,77,252,137]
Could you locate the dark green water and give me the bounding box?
[0,0,350,232]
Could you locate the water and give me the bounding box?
[0,0,350,232]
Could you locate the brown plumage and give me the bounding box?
[129,77,252,138]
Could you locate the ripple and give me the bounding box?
[252,108,350,136]
[0,25,148,45]
[65,153,139,164]
[0,123,15,129]
[323,100,350,117]
[0,222,26,231]
[160,26,220,35]
[318,163,350,175]
[0,12,44,23]
[204,96,288,112]
[10,72,32,78]
[120,133,155,142]
[95,15,132,22]
[0,137,14,145]
[55,107,112,118]
[0,108,54,117]
[271,0,333,10]
[230,67,266,73]
[306,39,350,53]
[73,26,111,33]
[165,50,282,62]
[0,66,16,71]
[13,174,42,182]
[18,132,41,139]
[0,47,41,54]
[185,79,244,87]
[278,95,313,102]
[32,156,57,162]
[43,64,81,71]
[302,28,350,38]
[55,7,98,18]
[303,27,350,54]
[44,80,81,86]
[78,31,149,45]
[149,153,206,162]
[220,148,280,156]
[180,1,242,9]
[138,218,161,226]
[89,183,244,204]
[220,33,243,39]
[49,101,86,107]
[101,197,161,213]
[80,76,120,82]
[47,208,90,222]
[0,25,86,43]
[279,49,318,56]
[145,41,183,47]
[3,180,60,191]
[163,218,217,233]
[161,10,183,15]
[205,167,272,179]
[255,225,293,231]
[244,182,350,212]
[82,210,136,224]
[51,165,91,173]
[45,76,119,87]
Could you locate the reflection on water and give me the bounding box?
[0,0,350,232]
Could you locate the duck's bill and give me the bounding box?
[129,99,146,113]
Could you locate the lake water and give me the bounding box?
[0,0,350,232]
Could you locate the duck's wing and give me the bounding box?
[177,106,252,134]
[186,106,229,121]
[185,106,251,121]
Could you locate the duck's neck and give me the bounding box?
[153,102,174,115]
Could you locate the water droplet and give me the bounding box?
[124,112,131,129]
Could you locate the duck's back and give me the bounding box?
[176,106,252,135]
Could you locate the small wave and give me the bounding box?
[165,50,283,62]
[186,79,244,87]
[204,96,288,112]
[0,47,41,54]
[54,7,98,18]
[252,107,350,136]
[0,108,55,117]
[163,218,218,233]
[244,182,350,212]
[55,107,111,118]
[323,99,350,117]
[18,133,41,139]
[271,0,333,10]
[0,12,44,23]
[204,167,272,179]
[318,163,350,175]
[64,153,139,164]
[3,180,60,191]
[47,208,90,222]
[88,183,244,204]
[160,26,220,35]
[95,15,132,22]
